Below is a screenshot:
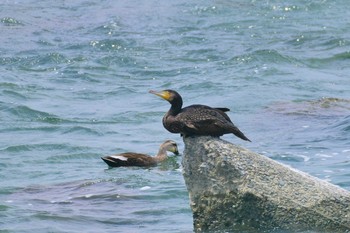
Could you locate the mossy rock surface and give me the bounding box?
[182,136,350,233]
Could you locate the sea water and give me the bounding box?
[1,0,349,232]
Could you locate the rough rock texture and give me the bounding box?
[182,136,350,233]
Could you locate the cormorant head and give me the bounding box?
[149,89,183,107]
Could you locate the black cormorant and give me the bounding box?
[149,89,251,141]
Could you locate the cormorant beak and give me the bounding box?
[149,90,171,101]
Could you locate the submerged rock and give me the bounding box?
[266,97,350,117]
[182,136,350,233]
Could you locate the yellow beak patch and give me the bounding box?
[149,90,172,101]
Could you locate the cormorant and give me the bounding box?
[101,140,179,167]
[149,89,251,141]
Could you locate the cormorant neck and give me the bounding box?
[169,97,183,115]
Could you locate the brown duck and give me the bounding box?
[149,89,251,141]
[101,140,179,167]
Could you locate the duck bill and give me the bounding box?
[149,90,171,101]
[166,144,180,156]
[171,147,180,156]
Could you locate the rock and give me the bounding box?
[182,136,350,233]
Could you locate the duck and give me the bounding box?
[149,89,251,141]
[101,140,179,167]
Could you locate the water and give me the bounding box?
[1,0,349,232]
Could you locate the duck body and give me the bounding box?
[101,153,158,167]
[101,140,179,168]
[150,90,251,141]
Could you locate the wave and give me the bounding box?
[3,105,63,123]
[1,104,115,126]
[0,53,70,71]
[46,153,100,162]
[1,143,71,153]
[331,115,350,133]
[305,51,350,69]
[89,38,135,52]
[62,126,103,136]
[226,49,302,66]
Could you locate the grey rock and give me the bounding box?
[182,136,350,233]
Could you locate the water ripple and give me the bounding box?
[4,105,63,123]
[331,115,350,133]
[1,143,67,153]
[0,53,70,71]
[305,51,350,69]
[226,49,302,67]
